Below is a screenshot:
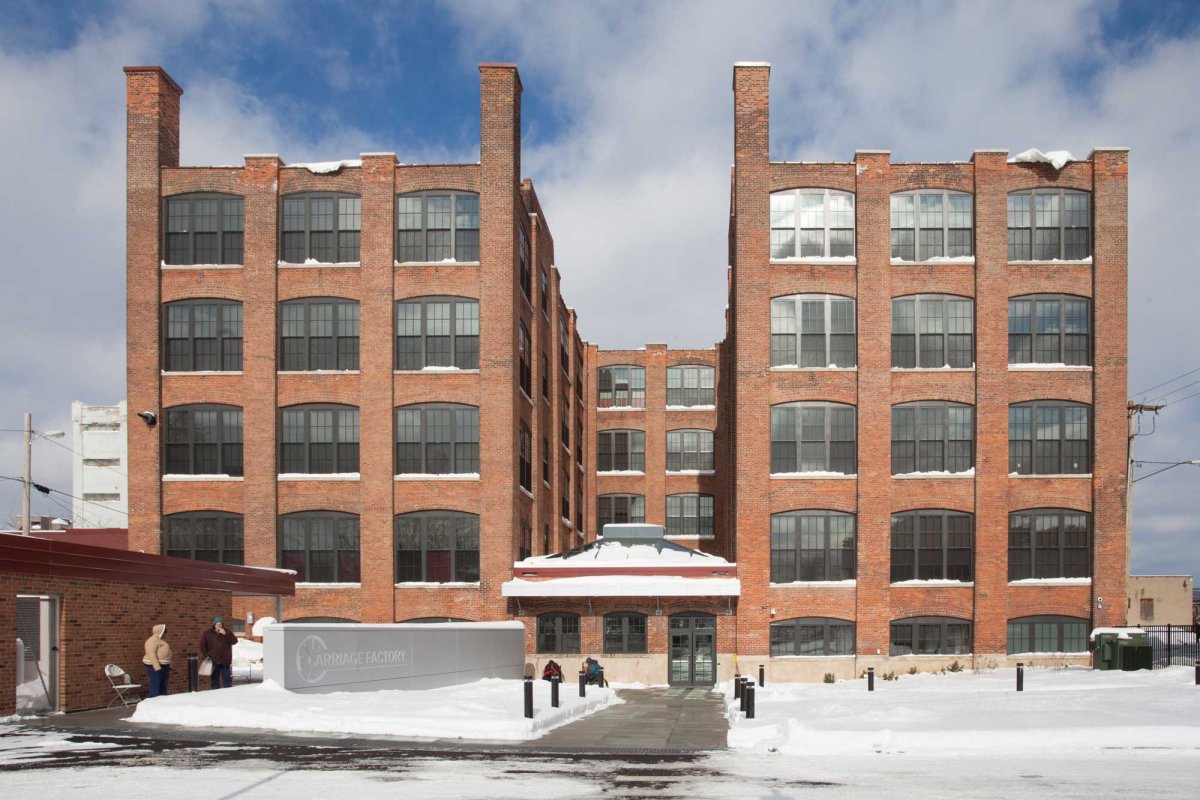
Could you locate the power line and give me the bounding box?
[1132,365,1200,399]
[33,431,127,478]
[1148,376,1200,404]
[0,475,127,517]
[1164,390,1200,408]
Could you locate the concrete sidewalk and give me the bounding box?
[16,687,728,754]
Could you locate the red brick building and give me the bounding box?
[122,62,1127,684]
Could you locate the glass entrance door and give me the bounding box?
[668,612,717,686]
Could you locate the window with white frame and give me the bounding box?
[770,402,856,475]
[890,190,973,261]
[891,295,973,369]
[770,189,855,258]
[1007,189,1091,261]
[666,493,714,537]
[281,193,360,263]
[771,295,856,368]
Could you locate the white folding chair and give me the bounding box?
[105,664,142,707]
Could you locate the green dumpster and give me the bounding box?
[1091,628,1152,671]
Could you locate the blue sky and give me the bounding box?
[1,0,1198,580]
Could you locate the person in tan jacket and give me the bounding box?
[143,623,172,697]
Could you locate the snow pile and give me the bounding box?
[132,678,620,741]
[724,666,1200,755]
[1008,149,1075,170]
[503,575,740,597]
[288,159,362,173]
[251,617,275,637]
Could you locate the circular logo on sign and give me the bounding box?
[296,635,328,683]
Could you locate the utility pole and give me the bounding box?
[21,412,31,536]
[1125,402,1164,577]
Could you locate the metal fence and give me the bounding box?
[1140,624,1200,668]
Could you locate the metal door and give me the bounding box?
[668,612,716,686]
[15,595,59,714]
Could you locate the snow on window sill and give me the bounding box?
[394,473,480,481]
[395,260,480,267]
[1007,650,1088,657]
[278,370,360,375]
[770,580,856,588]
[278,473,360,481]
[1008,577,1092,586]
[666,404,716,411]
[161,262,243,270]
[1009,473,1092,479]
[395,582,481,589]
[1008,257,1093,265]
[162,370,244,376]
[597,470,645,477]
[771,472,856,480]
[277,261,361,269]
[664,534,716,541]
[891,256,976,266]
[770,366,857,372]
[561,518,573,528]
[519,486,535,500]
[770,257,857,266]
[891,653,974,659]
[393,367,480,374]
[1008,364,1093,371]
[598,406,645,412]
[520,389,534,406]
[771,655,856,660]
[893,469,975,479]
[667,470,716,476]
[891,580,974,587]
[297,582,361,589]
[162,474,243,482]
[891,366,975,372]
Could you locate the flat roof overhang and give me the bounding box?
[502,575,741,598]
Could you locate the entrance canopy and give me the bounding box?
[501,523,739,598]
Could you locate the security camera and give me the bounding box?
[138,411,158,427]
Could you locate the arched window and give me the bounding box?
[598,366,645,409]
[281,193,361,263]
[394,404,479,475]
[770,402,856,475]
[164,193,243,265]
[163,512,243,565]
[891,401,975,475]
[770,189,855,259]
[164,404,243,476]
[770,617,855,656]
[890,510,973,582]
[1008,401,1091,475]
[279,404,359,474]
[891,295,973,369]
[1008,509,1091,580]
[666,493,714,538]
[666,429,714,472]
[396,190,479,262]
[598,429,645,472]
[1007,189,1090,261]
[770,510,856,582]
[394,511,480,583]
[667,365,715,406]
[164,299,243,372]
[537,613,580,654]
[1006,616,1089,654]
[395,297,479,370]
[771,295,856,368]
[604,612,648,654]
[279,512,360,583]
[598,494,645,528]
[890,616,972,656]
[1008,295,1091,366]
[890,190,973,261]
[279,297,360,371]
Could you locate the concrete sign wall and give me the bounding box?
[263,621,525,693]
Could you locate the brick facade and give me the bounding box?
[123,62,1127,681]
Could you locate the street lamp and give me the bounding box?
[22,413,65,535]
[1132,459,1200,483]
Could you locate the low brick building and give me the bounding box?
[120,61,1128,685]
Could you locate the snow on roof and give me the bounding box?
[286,159,363,174]
[1008,148,1075,170]
[1089,627,1148,640]
[513,534,732,570]
[502,575,740,598]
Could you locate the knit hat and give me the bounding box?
[213,616,224,625]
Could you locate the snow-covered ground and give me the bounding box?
[724,664,1200,756]
[131,677,619,741]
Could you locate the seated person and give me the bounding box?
[582,656,608,687]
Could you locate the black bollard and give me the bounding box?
[1195,660,1199,686]
[746,684,756,719]
[579,670,586,698]
[598,668,605,689]
[734,675,743,700]
[524,676,534,719]
[1016,662,1024,692]
[551,674,560,708]
[739,679,748,712]
[187,653,199,693]
[758,664,765,687]
[867,666,874,692]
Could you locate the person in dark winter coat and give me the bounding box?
[200,617,239,689]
